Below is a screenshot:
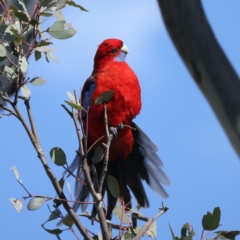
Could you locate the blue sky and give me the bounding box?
[1,0,240,239]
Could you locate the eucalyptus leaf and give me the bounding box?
[64,100,84,110]
[168,223,176,240]
[107,175,119,198]
[54,10,65,21]
[35,51,41,61]
[9,198,23,213]
[47,209,61,222]
[45,51,59,62]
[202,207,221,231]
[30,77,46,86]
[62,215,74,227]
[27,197,46,211]
[66,1,88,11]
[67,91,76,103]
[10,166,22,183]
[15,11,29,22]
[19,56,28,73]
[47,21,76,39]
[0,44,6,58]
[94,90,114,105]
[42,225,63,235]
[21,85,31,99]
[50,147,67,166]
[113,205,129,224]
[92,147,104,163]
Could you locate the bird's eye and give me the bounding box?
[111,48,118,53]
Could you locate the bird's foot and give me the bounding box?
[109,123,124,137]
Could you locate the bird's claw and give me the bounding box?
[109,127,118,137]
[109,123,124,137]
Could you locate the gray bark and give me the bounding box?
[157,0,240,157]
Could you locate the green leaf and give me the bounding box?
[30,77,46,86]
[113,205,129,224]
[0,44,6,58]
[27,197,45,210]
[4,24,21,41]
[35,51,42,61]
[40,0,56,7]
[15,11,29,22]
[42,225,63,235]
[19,56,28,73]
[50,147,67,166]
[10,166,22,183]
[107,175,119,198]
[2,65,16,80]
[40,12,53,17]
[56,0,67,10]
[10,27,25,41]
[67,91,77,103]
[9,198,23,213]
[94,90,114,105]
[47,209,61,222]
[202,207,221,231]
[64,100,84,110]
[35,41,53,47]
[168,223,176,240]
[47,21,76,39]
[92,147,104,163]
[62,215,74,227]
[53,199,62,208]
[54,10,65,21]
[66,1,88,12]
[21,85,31,99]
[10,5,19,12]
[29,19,38,26]
[181,223,191,237]
[121,232,133,240]
[45,51,59,62]
[147,220,157,238]
[215,230,240,240]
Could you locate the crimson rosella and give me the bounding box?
[62,38,170,220]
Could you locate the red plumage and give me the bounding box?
[59,39,170,223]
[84,39,141,161]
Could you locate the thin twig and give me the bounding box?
[71,104,110,240]
[10,100,92,240]
[98,104,113,193]
[134,203,169,240]
[24,99,39,140]
[0,104,18,118]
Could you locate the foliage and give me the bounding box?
[1,1,239,240]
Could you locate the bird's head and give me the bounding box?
[93,38,129,70]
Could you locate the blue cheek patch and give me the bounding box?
[114,51,126,62]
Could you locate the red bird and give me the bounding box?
[63,39,170,220]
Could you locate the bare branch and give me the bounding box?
[134,204,169,240]
[71,105,110,240]
[157,0,240,157]
[98,104,113,193]
[0,104,18,118]
[10,100,93,240]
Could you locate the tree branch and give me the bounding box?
[71,107,110,240]
[134,205,169,240]
[157,0,240,157]
[11,100,93,240]
[98,104,113,193]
